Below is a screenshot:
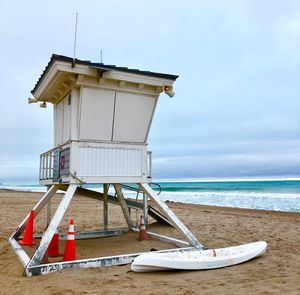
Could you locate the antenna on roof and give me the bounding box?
[72,12,78,68]
[100,49,103,63]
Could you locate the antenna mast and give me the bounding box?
[72,12,78,68]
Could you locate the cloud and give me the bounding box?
[0,1,299,183]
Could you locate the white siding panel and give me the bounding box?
[63,95,71,142]
[79,87,115,141]
[54,101,63,146]
[113,92,156,143]
[78,146,142,177]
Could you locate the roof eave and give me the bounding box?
[32,54,178,97]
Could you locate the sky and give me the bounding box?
[0,0,299,184]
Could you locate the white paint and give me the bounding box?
[54,100,63,145]
[131,241,268,272]
[63,95,71,142]
[29,184,77,267]
[54,94,71,146]
[78,146,142,177]
[113,92,156,142]
[138,183,203,249]
[79,87,115,141]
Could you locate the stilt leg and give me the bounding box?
[113,184,133,229]
[29,184,78,266]
[46,186,51,227]
[138,183,204,249]
[11,185,58,240]
[103,184,108,230]
[143,192,148,228]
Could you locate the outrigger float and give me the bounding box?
[9,55,266,276]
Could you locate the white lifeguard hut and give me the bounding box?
[9,54,203,276]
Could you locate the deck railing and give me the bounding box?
[39,147,58,181]
[40,145,153,182]
[147,151,152,178]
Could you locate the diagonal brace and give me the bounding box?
[11,185,58,240]
[29,184,78,267]
[138,183,204,249]
[113,184,133,229]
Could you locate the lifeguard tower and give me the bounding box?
[9,54,203,276]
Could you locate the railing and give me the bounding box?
[147,151,152,178]
[40,145,153,182]
[39,147,59,181]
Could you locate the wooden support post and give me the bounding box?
[46,186,51,226]
[103,184,108,230]
[46,201,51,226]
[138,183,204,249]
[143,192,148,228]
[29,184,78,267]
[113,184,134,229]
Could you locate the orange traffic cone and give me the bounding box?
[48,229,61,257]
[20,210,36,245]
[63,219,76,261]
[138,215,151,241]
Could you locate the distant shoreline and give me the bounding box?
[1,188,299,215]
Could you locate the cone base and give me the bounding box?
[48,253,63,258]
[63,255,76,262]
[138,231,152,241]
[19,240,36,246]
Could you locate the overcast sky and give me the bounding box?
[0,0,299,184]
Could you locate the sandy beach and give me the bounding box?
[0,189,299,295]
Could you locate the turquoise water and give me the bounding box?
[1,180,299,213]
[152,180,300,212]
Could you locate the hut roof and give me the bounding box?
[32,54,178,95]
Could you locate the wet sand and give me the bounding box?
[0,189,299,295]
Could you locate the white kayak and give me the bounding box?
[131,241,267,272]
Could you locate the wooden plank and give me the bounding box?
[46,186,51,226]
[30,228,128,240]
[59,229,127,240]
[138,183,204,249]
[46,201,51,226]
[29,184,77,266]
[131,228,190,248]
[143,192,148,228]
[103,184,108,230]
[26,247,195,276]
[59,186,173,226]
[113,184,134,229]
[8,238,30,268]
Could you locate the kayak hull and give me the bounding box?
[131,241,267,272]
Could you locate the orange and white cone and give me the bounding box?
[138,215,151,241]
[48,229,61,257]
[20,210,36,246]
[63,219,76,261]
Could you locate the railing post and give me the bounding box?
[46,154,49,179]
[39,146,63,182]
[147,151,152,178]
[39,156,42,180]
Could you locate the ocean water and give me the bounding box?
[152,180,300,213]
[1,180,299,213]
